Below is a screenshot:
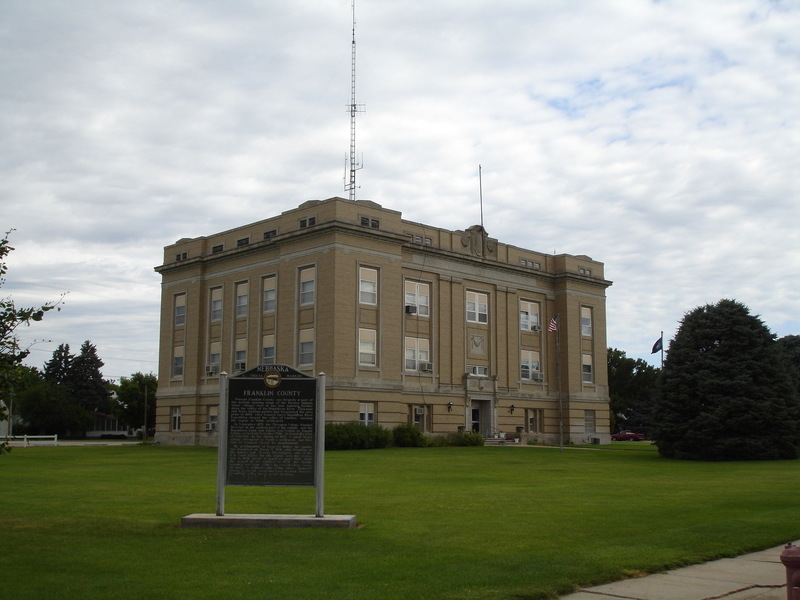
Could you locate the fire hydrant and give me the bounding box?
[780,543,800,600]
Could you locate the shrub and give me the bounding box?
[452,430,484,446]
[426,435,451,447]
[392,424,427,447]
[426,432,484,447]
[325,422,393,450]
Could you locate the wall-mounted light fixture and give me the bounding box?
[447,401,454,412]
[509,404,516,414]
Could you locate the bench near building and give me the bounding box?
[153,197,612,446]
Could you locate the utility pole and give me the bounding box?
[143,385,148,443]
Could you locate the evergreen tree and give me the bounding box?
[652,299,800,461]
[16,376,92,436]
[777,335,800,395]
[43,343,73,385]
[68,340,111,414]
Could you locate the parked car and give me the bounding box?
[611,430,646,441]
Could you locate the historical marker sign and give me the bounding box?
[225,365,318,487]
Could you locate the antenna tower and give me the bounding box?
[345,0,364,201]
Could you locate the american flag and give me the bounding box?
[548,316,558,332]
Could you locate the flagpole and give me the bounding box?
[660,330,664,368]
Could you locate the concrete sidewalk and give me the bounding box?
[559,541,796,600]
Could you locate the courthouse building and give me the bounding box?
[154,197,612,445]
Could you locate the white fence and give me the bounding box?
[5,435,59,446]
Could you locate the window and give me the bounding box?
[299,267,315,305]
[208,406,218,432]
[404,337,430,371]
[582,354,593,384]
[519,258,541,270]
[410,234,432,246]
[466,291,488,324]
[263,229,277,240]
[175,252,187,261]
[236,237,249,247]
[519,300,540,331]
[300,217,316,228]
[208,341,221,374]
[299,328,314,366]
[521,350,541,381]
[210,288,223,322]
[235,282,249,318]
[579,266,592,277]
[359,402,375,426]
[405,280,430,317]
[262,276,276,313]
[581,306,593,337]
[528,409,544,434]
[171,407,181,431]
[585,410,596,434]
[411,405,429,432]
[359,267,378,305]
[360,216,380,229]
[172,346,184,378]
[174,294,186,327]
[234,338,247,372]
[262,334,275,365]
[359,328,377,366]
[468,365,489,377]
[211,244,223,254]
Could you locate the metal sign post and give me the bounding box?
[216,372,229,516]
[315,373,326,518]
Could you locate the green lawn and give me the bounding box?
[2,444,799,600]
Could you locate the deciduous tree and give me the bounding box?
[607,348,660,434]
[0,231,63,453]
[114,372,157,432]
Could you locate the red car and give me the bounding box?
[611,430,646,441]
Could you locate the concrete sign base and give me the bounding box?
[181,513,357,529]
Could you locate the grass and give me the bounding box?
[2,443,799,600]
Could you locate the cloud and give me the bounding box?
[2,0,799,380]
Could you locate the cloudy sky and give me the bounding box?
[2,0,798,381]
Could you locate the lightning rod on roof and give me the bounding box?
[344,0,364,201]
[479,165,485,229]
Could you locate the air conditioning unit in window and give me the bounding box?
[234,361,246,372]
[414,407,425,416]
[530,325,541,332]
[419,362,434,372]
[205,364,219,376]
[533,372,544,381]
[205,423,216,432]
[405,305,417,315]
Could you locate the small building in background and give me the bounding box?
[153,197,612,445]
